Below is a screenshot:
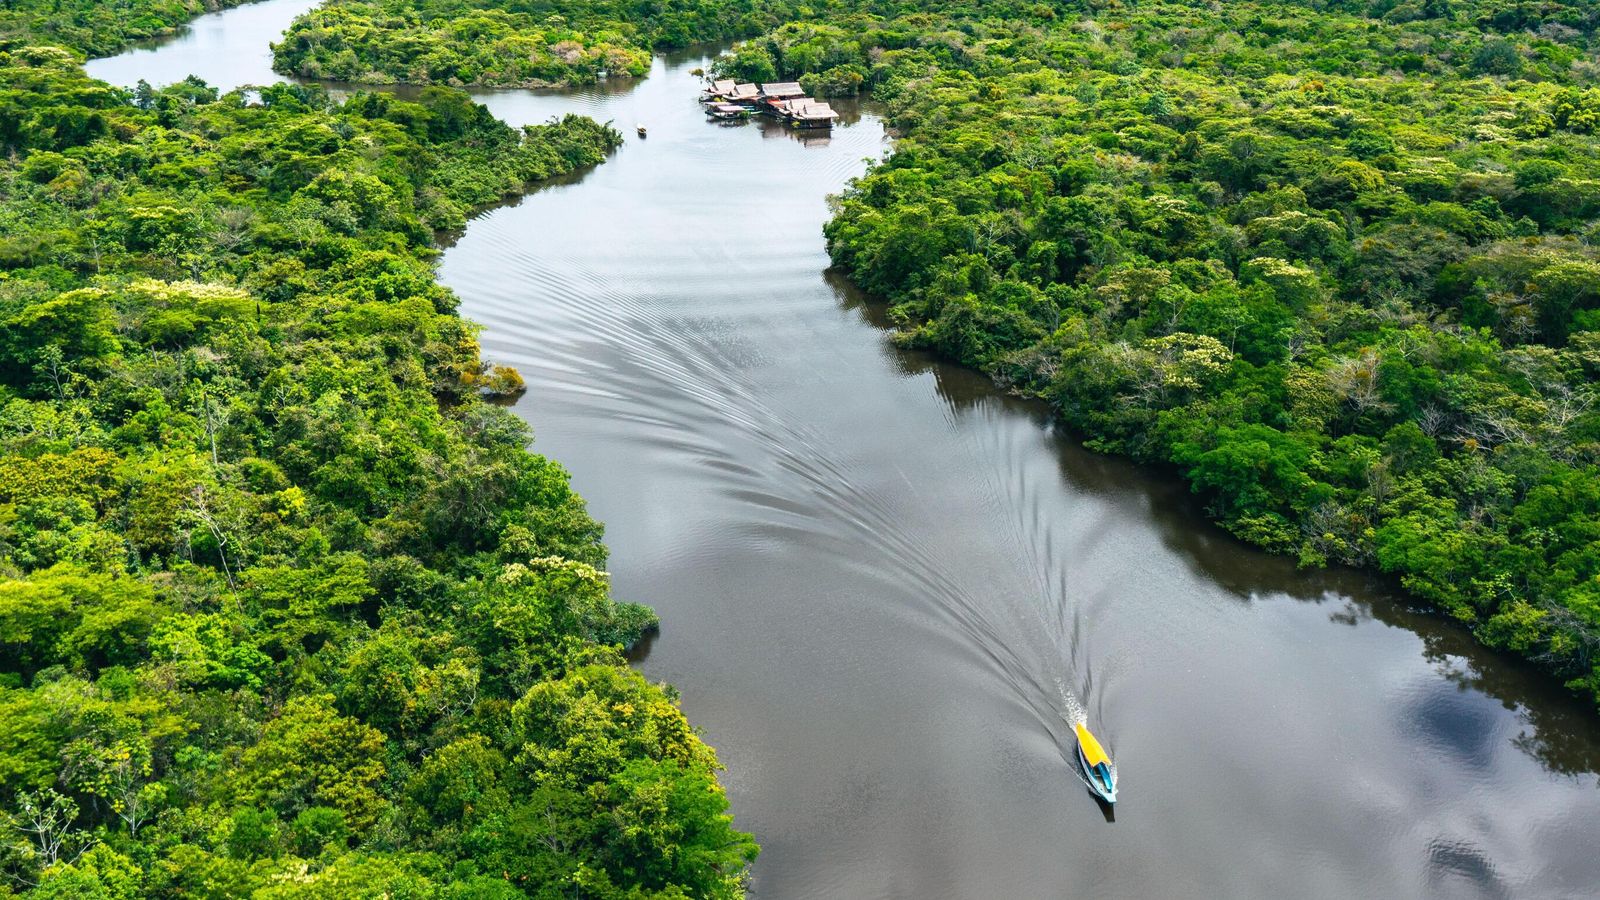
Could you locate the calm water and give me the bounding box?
[82,0,320,88]
[94,3,1600,898]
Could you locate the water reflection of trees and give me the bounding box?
[741,95,874,148]
[828,268,1600,781]
[753,118,831,147]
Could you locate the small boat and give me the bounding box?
[1074,721,1117,804]
[636,124,647,138]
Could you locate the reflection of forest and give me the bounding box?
[801,0,1600,719]
[833,269,1600,780]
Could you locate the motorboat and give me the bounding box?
[1074,721,1117,804]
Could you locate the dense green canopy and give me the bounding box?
[0,27,755,900]
[283,0,1600,710]
[6,0,1600,892]
[0,0,253,59]
[787,1,1600,706]
[272,0,816,86]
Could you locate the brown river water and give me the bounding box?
[88,3,1600,897]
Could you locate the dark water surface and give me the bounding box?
[94,3,1600,898]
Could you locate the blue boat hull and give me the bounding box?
[1077,743,1117,804]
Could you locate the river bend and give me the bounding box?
[90,5,1600,898]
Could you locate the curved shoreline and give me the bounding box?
[68,2,1600,898]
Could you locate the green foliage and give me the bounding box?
[0,22,747,899]
[0,1,252,58]
[239,695,387,833]
[271,0,822,88]
[800,65,867,98]
[793,0,1600,709]
[465,665,756,899]
[271,2,648,87]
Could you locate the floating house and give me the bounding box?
[759,82,806,100]
[780,98,840,129]
[699,79,839,129]
[700,79,737,102]
[755,94,790,117]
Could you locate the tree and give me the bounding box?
[9,789,89,875]
[1471,39,1523,77]
[239,696,387,832]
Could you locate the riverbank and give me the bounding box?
[43,2,1600,898]
[268,0,814,88]
[798,5,1600,712]
[247,0,1600,711]
[0,7,756,895]
[436,52,1600,899]
[0,0,255,57]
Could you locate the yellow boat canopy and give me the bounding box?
[1074,722,1110,767]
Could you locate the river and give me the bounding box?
[88,3,1600,898]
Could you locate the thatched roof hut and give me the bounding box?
[787,99,839,123]
[760,82,806,99]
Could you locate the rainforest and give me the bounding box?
[753,0,1600,708]
[3,0,1600,897]
[270,0,815,86]
[0,9,755,898]
[280,0,1600,706]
